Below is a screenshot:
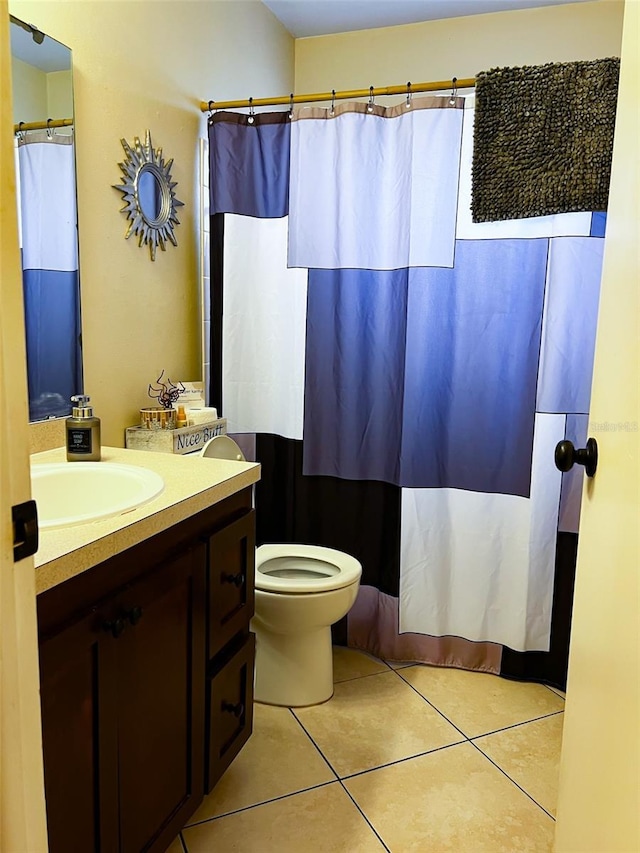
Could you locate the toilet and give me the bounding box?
[201,435,362,707]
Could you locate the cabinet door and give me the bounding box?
[206,634,255,792]
[208,510,255,657]
[114,545,206,853]
[39,610,118,853]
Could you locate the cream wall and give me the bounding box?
[294,0,623,92]
[46,69,72,119]
[11,55,47,121]
[8,0,293,446]
[12,60,72,124]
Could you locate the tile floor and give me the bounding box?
[171,647,566,852]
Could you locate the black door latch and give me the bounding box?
[12,499,39,562]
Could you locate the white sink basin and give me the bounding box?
[31,462,165,530]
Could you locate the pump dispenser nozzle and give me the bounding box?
[66,394,101,461]
[71,394,94,419]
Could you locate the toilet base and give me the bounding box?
[252,624,334,707]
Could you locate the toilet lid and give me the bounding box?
[256,544,362,594]
[201,435,246,461]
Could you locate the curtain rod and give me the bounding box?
[200,77,476,112]
[14,117,73,133]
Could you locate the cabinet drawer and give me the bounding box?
[206,634,255,792]
[208,510,255,657]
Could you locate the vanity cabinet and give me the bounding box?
[37,489,255,853]
[206,512,255,792]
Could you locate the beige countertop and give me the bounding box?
[32,446,260,595]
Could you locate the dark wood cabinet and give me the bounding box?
[205,509,256,792]
[114,547,206,853]
[208,511,255,659]
[37,489,255,853]
[206,633,255,791]
[39,601,118,853]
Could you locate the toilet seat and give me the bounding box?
[256,544,362,595]
[200,438,362,598]
[201,435,246,461]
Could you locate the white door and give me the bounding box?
[0,1,49,849]
[554,1,639,850]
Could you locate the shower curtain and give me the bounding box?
[15,131,81,421]
[207,97,604,689]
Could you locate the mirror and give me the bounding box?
[138,168,163,222]
[10,15,82,422]
[113,131,183,261]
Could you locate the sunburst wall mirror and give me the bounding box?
[113,130,183,260]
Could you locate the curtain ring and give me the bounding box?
[330,89,336,117]
[46,118,54,139]
[207,100,215,119]
[248,97,255,125]
[405,81,412,109]
[17,121,25,141]
[449,77,458,106]
[289,93,294,120]
[367,85,375,113]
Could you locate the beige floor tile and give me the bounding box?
[294,670,463,777]
[546,684,566,699]
[333,645,390,682]
[400,665,564,738]
[165,837,184,853]
[187,703,335,824]
[385,659,415,670]
[182,782,386,853]
[474,713,564,816]
[345,742,555,853]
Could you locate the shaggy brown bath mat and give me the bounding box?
[471,58,620,222]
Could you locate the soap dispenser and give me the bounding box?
[66,395,101,461]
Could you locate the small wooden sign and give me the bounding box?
[125,418,227,455]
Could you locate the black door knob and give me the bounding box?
[554,437,598,477]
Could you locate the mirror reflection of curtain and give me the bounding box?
[208,100,604,689]
[15,132,82,420]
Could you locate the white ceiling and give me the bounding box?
[10,17,71,72]
[261,0,590,38]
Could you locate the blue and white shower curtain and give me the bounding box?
[208,96,604,687]
[16,131,81,420]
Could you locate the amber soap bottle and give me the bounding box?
[66,395,101,461]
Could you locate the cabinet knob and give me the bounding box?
[221,571,245,588]
[221,700,245,718]
[102,618,126,639]
[126,606,143,625]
